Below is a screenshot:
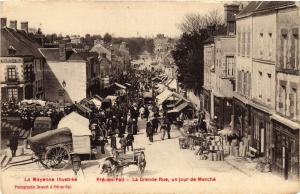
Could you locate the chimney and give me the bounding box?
[59,43,66,61]
[21,21,28,33]
[224,4,240,35]
[1,18,7,29]
[9,20,17,30]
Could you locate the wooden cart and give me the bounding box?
[101,148,146,177]
[27,112,92,170]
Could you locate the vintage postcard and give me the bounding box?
[0,1,300,194]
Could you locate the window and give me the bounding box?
[267,73,271,103]
[247,31,250,57]
[259,33,264,57]
[7,88,18,100]
[291,29,299,70]
[289,88,297,119]
[243,71,247,96]
[226,56,235,77]
[238,32,241,56]
[268,33,273,59]
[258,71,262,98]
[7,67,16,80]
[242,32,246,57]
[278,82,287,115]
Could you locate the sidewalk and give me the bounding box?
[176,126,263,177]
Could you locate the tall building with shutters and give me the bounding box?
[233,1,300,180]
[0,18,45,102]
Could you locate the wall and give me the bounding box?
[0,57,23,83]
[236,17,253,99]
[44,61,87,103]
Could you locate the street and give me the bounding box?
[2,118,299,194]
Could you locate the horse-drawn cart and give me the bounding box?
[100,148,146,177]
[27,112,92,170]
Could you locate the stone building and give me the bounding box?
[202,4,238,129]
[0,18,45,102]
[234,1,300,180]
[39,44,98,103]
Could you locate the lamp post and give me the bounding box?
[62,80,66,112]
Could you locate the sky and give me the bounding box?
[0,1,224,38]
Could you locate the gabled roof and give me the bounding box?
[237,1,295,18]
[1,27,43,58]
[38,48,93,62]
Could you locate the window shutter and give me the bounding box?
[291,34,295,69]
[17,87,23,101]
[238,32,241,56]
[247,32,250,57]
[279,35,284,69]
[289,93,294,118]
[248,73,251,97]
[1,87,7,101]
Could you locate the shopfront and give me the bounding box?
[214,96,233,130]
[271,116,299,180]
[233,96,250,139]
[202,87,211,115]
[250,106,272,157]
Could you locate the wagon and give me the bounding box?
[27,112,92,170]
[101,148,146,177]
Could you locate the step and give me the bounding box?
[2,156,12,168]
[0,154,7,166]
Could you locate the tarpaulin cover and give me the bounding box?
[58,112,91,136]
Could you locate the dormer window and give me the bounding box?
[8,45,16,55]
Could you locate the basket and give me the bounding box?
[179,137,188,149]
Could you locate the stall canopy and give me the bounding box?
[143,92,153,98]
[115,82,127,90]
[156,89,173,105]
[167,79,177,91]
[90,98,102,109]
[21,99,46,106]
[58,112,91,136]
[94,94,104,101]
[168,102,193,113]
[105,95,118,105]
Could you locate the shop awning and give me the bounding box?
[115,82,127,89]
[156,89,174,105]
[270,114,300,130]
[167,79,177,90]
[90,98,102,108]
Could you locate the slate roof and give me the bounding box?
[1,27,43,58]
[237,1,295,18]
[38,48,92,62]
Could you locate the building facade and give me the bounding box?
[1,18,45,102]
[234,1,300,180]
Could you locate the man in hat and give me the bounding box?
[8,131,18,157]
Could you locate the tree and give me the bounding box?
[103,33,112,43]
[173,9,224,93]
[178,9,224,34]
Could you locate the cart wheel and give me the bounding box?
[44,145,71,169]
[137,151,146,174]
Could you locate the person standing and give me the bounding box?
[165,117,171,139]
[146,121,153,143]
[151,116,161,133]
[119,135,127,154]
[126,133,134,152]
[144,106,150,121]
[8,131,18,157]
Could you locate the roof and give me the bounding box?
[90,43,112,60]
[57,112,91,136]
[1,27,43,58]
[38,48,89,62]
[237,1,295,18]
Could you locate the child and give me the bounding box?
[119,135,127,154]
[110,133,117,149]
[126,133,134,151]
